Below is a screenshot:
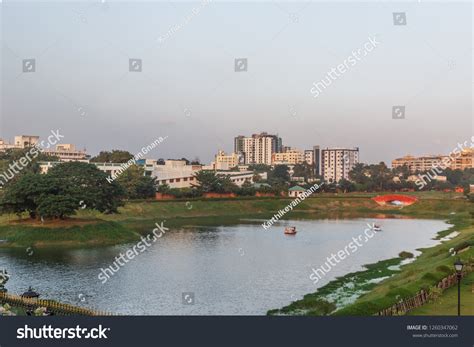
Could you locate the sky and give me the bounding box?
[1,1,472,165]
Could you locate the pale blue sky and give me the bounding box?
[1,1,472,164]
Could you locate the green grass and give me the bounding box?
[0,220,140,248]
[408,272,474,316]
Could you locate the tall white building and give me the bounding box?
[321,147,359,183]
[234,132,282,165]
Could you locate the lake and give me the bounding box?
[0,218,450,315]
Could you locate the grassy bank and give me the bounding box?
[0,192,470,247]
[407,271,474,316]
[0,220,140,248]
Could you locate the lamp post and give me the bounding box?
[454,259,464,316]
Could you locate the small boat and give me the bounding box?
[373,224,382,232]
[284,226,297,235]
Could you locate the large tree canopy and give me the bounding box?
[0,162,125,219]
[192,171,237,193]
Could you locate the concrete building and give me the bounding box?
[0,135,40,151]
[304,149,314,165]
[234,132,282,165]
[211,150,243,170]
[392,149,474,172]
[152,160,201,189]
[272,148,304,165]
[321,147,359,183]
[43,144,89,162]
[304,146,321,176]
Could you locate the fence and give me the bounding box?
[376,270,469,316]
[0,292,111,316]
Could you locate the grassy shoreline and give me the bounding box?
[0,192,470,247]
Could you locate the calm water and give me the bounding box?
[0,218,449,315]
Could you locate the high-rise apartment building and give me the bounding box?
[321,147,359,182]
[234,132,282,165]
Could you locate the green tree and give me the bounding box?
[48,162,125,214]
[293,163,313,181]
[269,165,290,183]
[192,171,237,193]
[90,150,134,163]
[338,179,356,193]
[248,164,272,173]
[116,165,156,199]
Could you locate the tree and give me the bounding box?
[248,164,272,173]
[90,150,134,163]
[0,174,49,218]
[192,171,237,193]
[292,163,313,181]
[192,171,217,193]
[270,165,290,183]
[37,195,78,219]
[338,179,355,193]
[157,183,171,193]
[116,165,156,199]
[349,163,370,185]
[48,162,125,214]
[190,157,201,165]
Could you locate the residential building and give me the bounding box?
[392,149,474,172]
[212,150,242,170]
[304,149,314,165]
[392,155,447,172]
[304,146,321,176]
[43,144,89,162]
[234,132,282,165]
[272,148,304,165]
[321,147,359,182]
[451,149,474,170]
